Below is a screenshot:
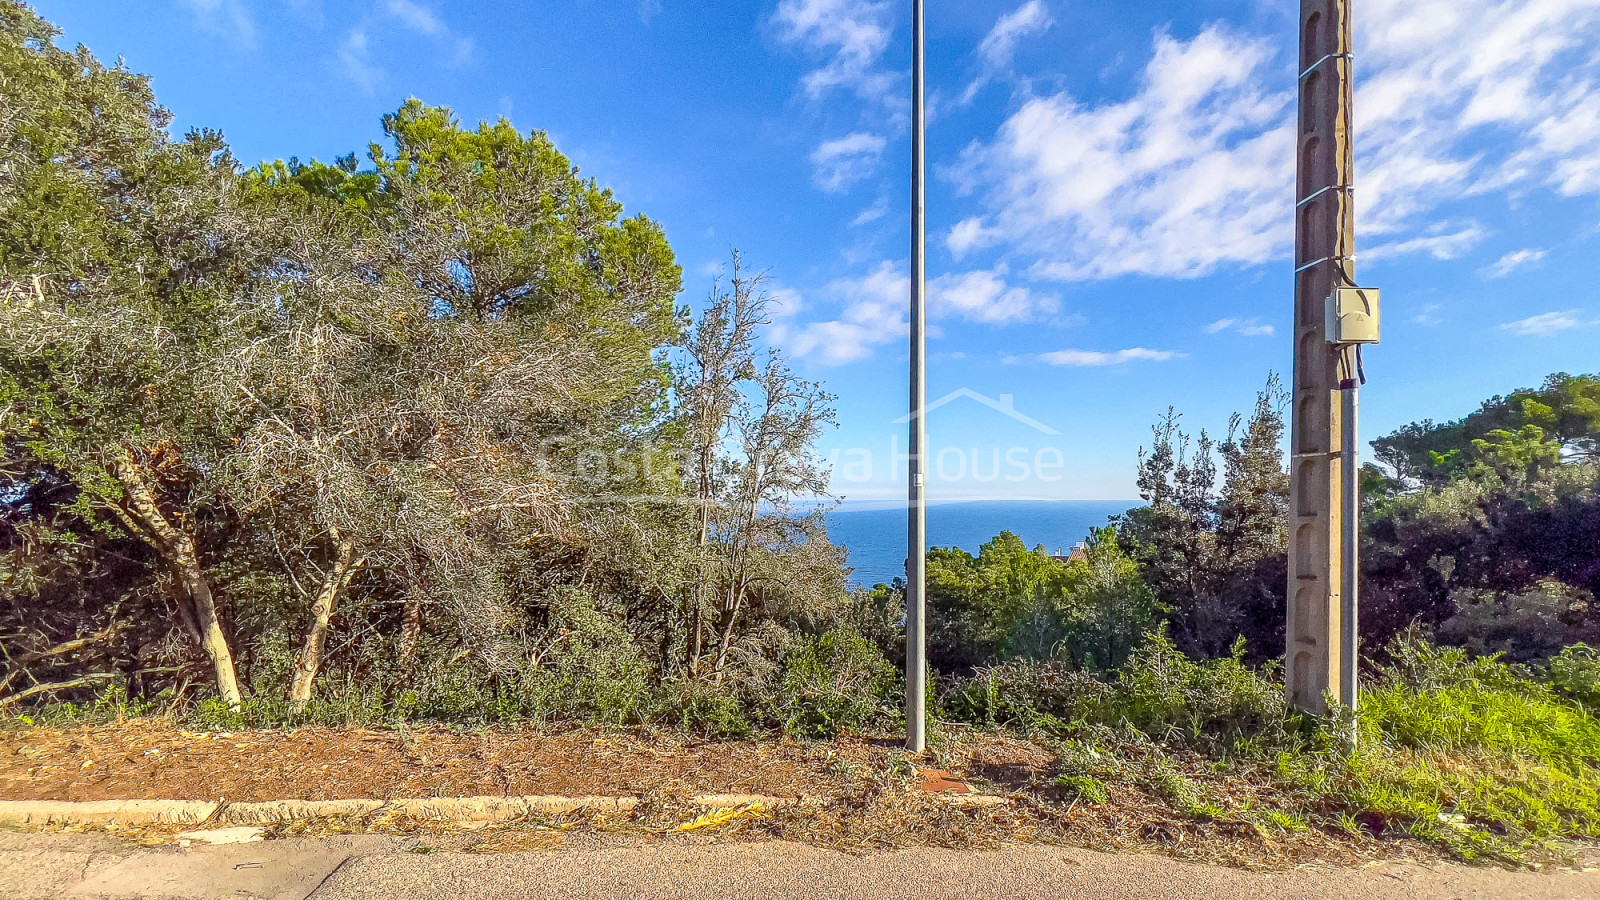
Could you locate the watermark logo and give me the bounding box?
[894,388,1060,435]
[529,386,1072,501]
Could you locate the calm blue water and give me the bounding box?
[825,500,1136,588]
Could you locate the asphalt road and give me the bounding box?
[5,831,1600,900]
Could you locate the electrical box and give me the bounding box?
[1325,287,1380,344]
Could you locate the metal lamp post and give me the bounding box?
[905,0,928,754]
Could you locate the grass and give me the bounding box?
[934,630,1600,866]
[7,630,1600,869]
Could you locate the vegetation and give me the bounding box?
[4,0,1600,867]
[0,1,867,734]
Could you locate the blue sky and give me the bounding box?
[36,0,1600,503]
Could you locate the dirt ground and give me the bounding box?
[1,722,1583,872]
[0,723,883,802]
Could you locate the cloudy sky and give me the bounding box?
[38,0,1600,501]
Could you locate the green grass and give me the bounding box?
[943,630,1600,865]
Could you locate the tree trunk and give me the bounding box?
[687,612,705,676]
[711,601,740,678]
[289,538,362,712]
[687,446,713,675]
[108,456,242,709]
[398,596,423,667]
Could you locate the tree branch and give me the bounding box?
[0,673,119,708]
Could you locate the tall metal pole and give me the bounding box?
[905,0,928,754]
[1287,0,1356,715]
[1340,381,1359,711]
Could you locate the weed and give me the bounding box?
[1054,774,1110,804]
[1262,809,1307,833]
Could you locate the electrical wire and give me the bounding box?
[1332,23,1357,292]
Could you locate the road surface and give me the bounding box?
[4,831,1599,899]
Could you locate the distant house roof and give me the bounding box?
[1051,542,1089,565]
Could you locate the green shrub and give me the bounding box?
[1148,762,1225,820]
[941,628,1303,755]
[939,659,1107,732]
[1110,631,1298,752]
[384,588,653,727]
[534,593,653,726]
[775,629,899,738]
[1547,644,1600,710]
[1378,627,1536,694]
[656,678,753,738]
[6,683,159,728]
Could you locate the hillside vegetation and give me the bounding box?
[4,0,1600,866]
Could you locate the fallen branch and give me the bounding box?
[0,626,123,697]
[0,673,119,708]
[5,626,122,667]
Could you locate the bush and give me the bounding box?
[1547,644,1600,710]
[1439,581,1595,665]
[388,588,653,727]
[531,589,653,725]
[1111,630,1297,752]
[940,659,1107,733]
[941,627,1303,755]
[774,629,900,738]
[655,678,753,738]
[3,683,160,728]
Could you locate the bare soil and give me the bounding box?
[0,722,1557,871]
[0,723,867,802]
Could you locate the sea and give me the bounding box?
[824,499,1137,588]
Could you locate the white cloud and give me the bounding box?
[181,0,256,46]
[951,26,1296,281]
[1363,222,1487,262]
[780,263,1078,364]
[783,262,908,365]
[1414,303,1444,326]
[852,197,889,226]
[810,132,887,193]
[928,268,1059,325]
[1204,317,1274,337]
[383,0,476,66]
[639,0,664,25]
[339,28,383,96]
[946,217,1001,259]
[386,0,443,35]
[952,2,1600,282]
[1481,247,1549,278]
[955,1,1054,106]
[768,287,805,319]
[1358,0,1600,231]
[1022,348,1184,366]
[773,0,897,107]
[978,1,1053,70]
[1499,310,1584,336]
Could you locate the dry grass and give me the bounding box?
[5,719,1595,870]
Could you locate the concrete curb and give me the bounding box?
[0,799,221,827]
[0,794,809,828]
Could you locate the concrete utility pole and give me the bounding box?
[1288,0,1362,715]
[905,0,928,754]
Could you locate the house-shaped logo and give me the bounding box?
[892,388,1060,435]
